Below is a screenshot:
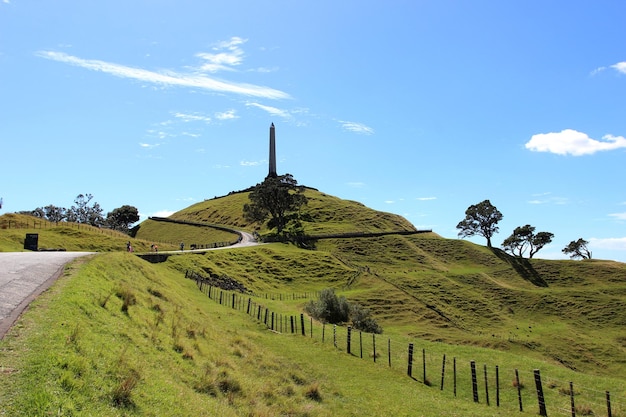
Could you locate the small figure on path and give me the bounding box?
[180,242,184,251]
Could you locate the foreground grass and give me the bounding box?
[1,253,551,416]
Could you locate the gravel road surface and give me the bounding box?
[0,251,93,339]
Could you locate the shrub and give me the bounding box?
[305,288,382,333]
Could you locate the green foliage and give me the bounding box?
[456,199,502,247]
[106,205,140,233]
[243,174,308,234]
[562,238,592,259]
[305,288,383,334]
[502,224,554,258]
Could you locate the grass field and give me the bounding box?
[1,189,626,416]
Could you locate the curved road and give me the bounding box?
[0,231,260,339]
[0,251,93,339]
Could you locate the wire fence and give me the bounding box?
[0,219,125,237]
[191,274,625,417]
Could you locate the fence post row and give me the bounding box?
[188,281,620,416]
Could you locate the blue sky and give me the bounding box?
[1,1,626,262]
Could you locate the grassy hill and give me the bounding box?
[2,189,626,416]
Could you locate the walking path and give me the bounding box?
[0,251,93,339]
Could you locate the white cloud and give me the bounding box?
[36,50,290,99]
[246,102,290,118]
[347,182,365,188]
[416,197,436,201]
[525,129,626,156]
[385,200,395,204]
[589,237,626,251]
[240,160,263,166]
[150,210,175,218]
[173,112,212,123]
[195,36,247,73]
[609,212,626,221]
[526,193,568,205]
[610,62,626,74]
[139,142,159,149]
[340,121,374,135]
[215,109,238,120]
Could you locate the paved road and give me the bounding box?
[0,251,93,339]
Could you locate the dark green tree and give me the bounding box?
[68,193,104,226]
[304,288,382,334]
[562,238,592,260]
[243,174,308,234]
[106,205,140,232]
[502,224,554,258]
[456,200,503,247]
[44,205,66,223]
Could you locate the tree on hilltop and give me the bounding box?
[456,200,502,248]
[502,224,554,258]
[562,238,592,260]
[243,174,308,234]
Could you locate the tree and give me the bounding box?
[68,193,104,226]
[44,205,66,223]
[502,224,554,258]
[106,205,140,232]
[562,238,592,260]
[243,174,308,234]
[456,200,503,247]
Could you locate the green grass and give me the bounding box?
[2,189,626,415]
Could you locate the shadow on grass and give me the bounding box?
[491,248,548,287]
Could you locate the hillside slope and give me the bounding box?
[134,189,626,377]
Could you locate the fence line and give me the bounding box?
[191,275,624,416]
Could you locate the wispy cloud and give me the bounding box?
[416,197,436,201]
[36,50,290,99]
[139,142,160,149]
[527,192,568,205]
[346,182,365,188]
[592,61,626,76]
[525,129,626,156]
[246,102,291,118]
[240,160,263,166]
[589,237,626,251]
[195,37,246,73]
[340,121,374,135]
[173,112,212,123]
[215,109,238,120]
[609,212,626,221]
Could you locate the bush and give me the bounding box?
[305,288,382,334]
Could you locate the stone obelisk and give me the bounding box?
[267,123,277,178]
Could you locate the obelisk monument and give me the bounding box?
[267,123,277,178]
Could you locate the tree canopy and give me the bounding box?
[106,205,140,232]
[456,200,503,247]
[562,238,592,260]
[502,224,554,258]
[243,174,308,234]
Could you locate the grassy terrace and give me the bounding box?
[1,189,626,416]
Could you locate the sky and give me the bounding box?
[1,1,626,262]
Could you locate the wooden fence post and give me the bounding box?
[310,317,313,338]
[347,326,352,354]
[440,354,446,390]
[333,325,337,348]
[232,293,236,309]
[290,316,295,334]
[271,312,274,330]
[471,361,479,403]
[496,365,500,407]
[407,343,414,378]
[322,323,325,342]
[515,369,523,412]
[484,364,490,406]
[388,339,391,367]
[300,314,305,336]
[606,391,612,417]
[453,357,457,397]
[355,331,360,358]
[534,369,547,416]
[373,334,376,363]
[422,349,426,384]
[569,382,575,417]
[247,298,251,315]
